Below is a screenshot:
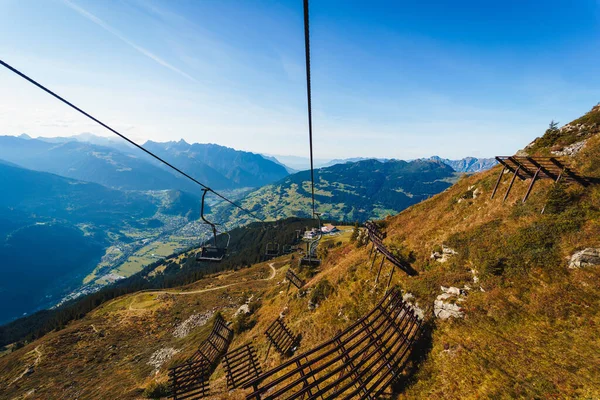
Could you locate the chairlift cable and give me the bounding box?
[303,0,317,217]
[0,59,264,222]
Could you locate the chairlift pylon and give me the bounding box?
[196,189,230,262]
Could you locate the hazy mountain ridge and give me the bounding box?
[426,155,497,172]
[0,135,290,192]
[144,140,289,189]
[0,136,197,192]
[319,156,496,172]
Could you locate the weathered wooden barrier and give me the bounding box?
[223,344,262,390]
[170,315,233,399]
[244,289,422,399]
[265,318,301,357]
[365,222,417,278]
[286,268,305,290]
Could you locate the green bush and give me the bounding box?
[310,280,334,305]
[143,381,171,399]
[544,183,571,214]
[231,298,261,334]
[350,222,360,243]
[232,312,257,335]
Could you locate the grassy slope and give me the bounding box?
[0,260,281,399]
[2,106,600,399]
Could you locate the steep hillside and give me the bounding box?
[144,140,289,189]
[0,163,200,324]
[2,106,600,399]
[216,159,457,225]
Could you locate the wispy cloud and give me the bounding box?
[62,0,198,83]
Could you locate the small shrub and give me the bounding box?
[461,189,475,200]
[232,312,257,335]
[388,243,416,265]
[143,381,171,399]
[310,280,334,305]
[350,222,360,243]
[544,183,570,214]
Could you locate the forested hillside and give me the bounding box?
[0,162,199,323]
[0,217,314,346]
[215,158,457,225]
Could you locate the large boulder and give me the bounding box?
[568,248,600,269]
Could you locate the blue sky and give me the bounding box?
[1,0,599,159]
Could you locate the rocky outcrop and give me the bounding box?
[431,246,457,263]
[434,286,466,319]
[148,348,179,373]
[402,292,425,319]
[172,311,214,338]
[551,139,588,157]
[568,248,600,269]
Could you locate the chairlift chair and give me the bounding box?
[196,189,230,262]
[265,242,280,258]
[300,212,322,267]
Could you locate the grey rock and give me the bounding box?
[569,248,600,269]
[551,139,588,157]
[434,297,464,319]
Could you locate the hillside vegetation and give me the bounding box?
[2,106,600,399]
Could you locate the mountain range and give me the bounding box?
[0,136,289,192]
[425,155,497,172]
[0,133,496,324]
[143,140,289,189]
[215,158,458,225]
[266,154,496,173]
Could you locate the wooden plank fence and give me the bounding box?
[243,289,422,399]
[223,344,262,390]
[365,223,416,277]
[265,318,301,357]
[286,268,305,290]
[170,315,233,399]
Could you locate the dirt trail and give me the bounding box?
[10,345,42,386]
[125,263,277,311]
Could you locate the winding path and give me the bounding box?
[10,345,42,386]
[125,263,277,311]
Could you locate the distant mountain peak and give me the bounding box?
[18,133,31,139]
[423,156,497,173]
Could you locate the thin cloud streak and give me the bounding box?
[62,0,198,83]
